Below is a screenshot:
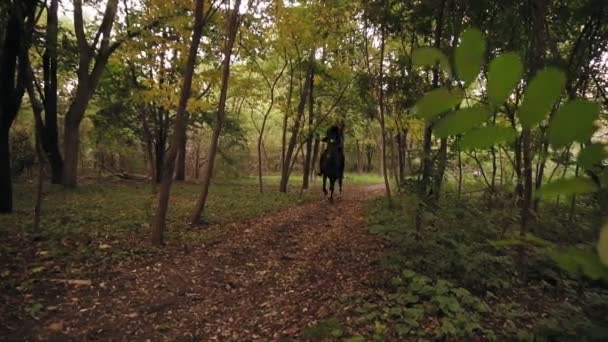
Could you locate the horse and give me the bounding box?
[318,125,345,202]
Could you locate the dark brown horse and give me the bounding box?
[318,126,345,202]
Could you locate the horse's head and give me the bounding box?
[322,125,341,146]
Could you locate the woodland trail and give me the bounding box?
[33,184,388,341]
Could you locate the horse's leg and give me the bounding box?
[329,177,336,202]
[323,175,327,195]
[339,176,343,195]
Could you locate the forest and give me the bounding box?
[1,0,608,340]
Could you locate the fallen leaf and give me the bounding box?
[48,322,64,332]
[51,279,92,286]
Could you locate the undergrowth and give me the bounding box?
[335,187,608,340]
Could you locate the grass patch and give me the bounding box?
[0,180,316,264]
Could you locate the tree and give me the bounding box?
[61,0,120,186]
[190,0,243,225]
[41,0,63,184]
[151,0,208,245]
[0,0,37,213]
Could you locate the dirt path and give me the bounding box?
[35,185,388,341]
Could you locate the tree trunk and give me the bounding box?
[433,138,448,201]
[397,129,407,180]
[366,145,374,172]
[42,0,63,184]
[355,140,362,173]
[457,145,463,198]
[151,0,207,245]
[390,132,399,188]
[491,149,497,191]
[194,141,201,180]
[377,27,392,203]
[279,51,314,193]
[62,119,81,187]
[280,63,295,176]
[311,135,321,179]
[0,128,11,213]
[62,0,119,187]
[25,72,46,231]
[0,0,36,213]
[521,0,547,237]
[416,0,445,234]
[302,58,315,190]
[257,130,264,193]
[141,111,156,190]
[257,61,287,193]
[190,0,241,224]
[533,139,548,211]
[175,128,187,180]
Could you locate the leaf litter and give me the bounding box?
[4,184,388,340]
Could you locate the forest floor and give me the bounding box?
[2,183,391,341]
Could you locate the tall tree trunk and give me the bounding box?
[397,129,407,180]
[280,61,295,176]
[279,51,314,193]
[150,0,207,245]
[490,113,498,192]
[24,57,46,230]
[0,0,35,213]
[416,0,445,234]
[190,0,241,224]
[175,128,187,181]
[378,27,392,203]
[257,130,264,193]
[194,141,201,180]
[62,0,119,187]
[42,0,63,184]
[521,0,547,237]
[457,145,463,198]
[257,61,287,193]
[533,138,548,211]
[141,110,156,190]
[0,128,11,213]
[421,0,445,198]
[302,58,315,190]
[366,145,374,172]
[355,140,362,173]
[390,132,399,188]
[433,137,448,201]
[311,135,320,179]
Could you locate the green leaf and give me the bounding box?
[434,105,491,137]
[459,126,516,150]
[345,336,365,342]
[598,224,608,267]
[518,67,566,128]
[536,177,598,198]
[578,144,608,169]
[414,88,463,119]
[411,47,451,74]
[548,248,608,281]
[548,99,599,147]
[455,28,486,84]
[487,52,523,105]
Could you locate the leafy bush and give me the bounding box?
[345,269,491,339]
[10,128,36,176]
[367,195,517,293]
